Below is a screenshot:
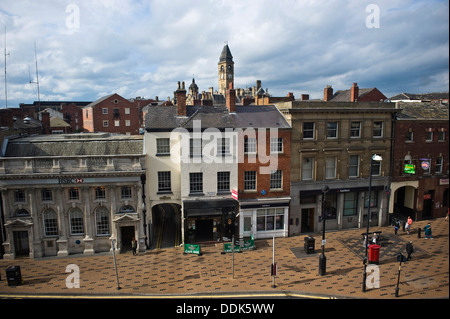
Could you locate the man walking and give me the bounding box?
[406,241,414,261]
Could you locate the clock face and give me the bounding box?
[221,74,224,79]
[228,74,232,79]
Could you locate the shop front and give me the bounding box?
[239,198,290,240]
[183,199,238,244]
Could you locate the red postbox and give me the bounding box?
[369,244,380,264]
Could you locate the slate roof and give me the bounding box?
[231,106,291,129]
[219,44,233,62]
[390,92,449,101]
[145,105,291,132]
[396,102,449,120]
[83,94,115,109]
[329,88,382,101]
[3,133,143,157]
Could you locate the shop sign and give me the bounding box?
[240,238,255,251]
[184,244,201,255]
[232,189,238,200]
[404,164,415,174]
[223,242,241,253]
[421,161,430,170]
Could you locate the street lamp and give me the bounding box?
[362,154,382,292]
[319,185,329,276]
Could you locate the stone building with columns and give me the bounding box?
[0,133,146,259]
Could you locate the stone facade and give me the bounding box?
[277,100,399,235]
[0,133,146,259]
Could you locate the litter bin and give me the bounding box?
[5,265,23,286]
[304,236,315,254]
[368,244,380,264]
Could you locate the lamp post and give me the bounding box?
[319,185,329,276]
[362,154,382,292]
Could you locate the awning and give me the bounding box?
[183,199,238,217]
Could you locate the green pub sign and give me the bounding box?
[184,244,201,255]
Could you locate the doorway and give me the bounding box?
[120,226,135,252]
[13,231,30,256]
[301,208,315,233]
[423,191,434,219]
[195,219,213,242]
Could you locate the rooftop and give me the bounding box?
[2,133,143,157]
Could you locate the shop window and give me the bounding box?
[256,208,285,231]
[323,194,337,219]
[343,192,358,216]
[364,191,378,208]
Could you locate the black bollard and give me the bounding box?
[417,227,421,238]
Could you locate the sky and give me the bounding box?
[0,0,448,108]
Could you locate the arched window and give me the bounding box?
[95,206,110,236]
[16,209,30,217]
[69,208,84,235]
[118,205,136,214]
[43,209,58,237]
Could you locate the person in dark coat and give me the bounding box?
[406,241,414,261]
[131,237,137,256]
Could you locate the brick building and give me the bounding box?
[390,102,449,221]
[60,102,85,132]
[323,82,387,102]
[83,93,142,135]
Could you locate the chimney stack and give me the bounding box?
[351,82,359,102]
[226,82,236,113]
[175,81,187,116]
[301,94,309,101]
[41,112,50,134]
[324,85,333,101]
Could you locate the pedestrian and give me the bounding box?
[394,219,400,235]
[423,223,433,239]
[406,216,413,234]
[131,237,137,255]
[406,241,414,261]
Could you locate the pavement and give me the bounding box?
[0,217,448,299]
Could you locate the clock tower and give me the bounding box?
[218,44,234,96]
